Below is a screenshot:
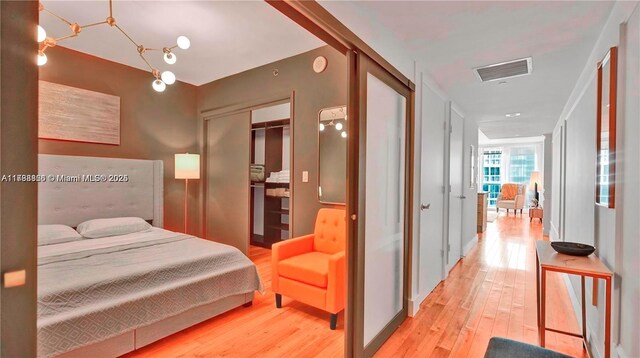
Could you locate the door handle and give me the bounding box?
[421,203,431,211]
[459,195,467,199]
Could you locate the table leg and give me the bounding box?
[605,277,612,358]
[536,254,540,340]
[581,276,587,348]
[541,268,546,347]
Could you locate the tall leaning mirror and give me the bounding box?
[318,106,347,204]
[596,46,617,208]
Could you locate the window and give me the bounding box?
[481,148,502,207]
[479,142,543,209]
[509,147,536,184]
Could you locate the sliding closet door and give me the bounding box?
[205,111,251,254]
[351,53,412,356]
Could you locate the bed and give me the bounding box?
[37,155,263,358]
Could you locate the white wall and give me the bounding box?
[551,2,640,357]
[542,133,552,235]
[462,115,479,255]
[615,5,640,356]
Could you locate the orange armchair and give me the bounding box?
[272,208,346,329]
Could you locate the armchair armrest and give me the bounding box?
[272,234,314,261]
[271,234,314,292]
[326,251,345,313]
[515,194,525,208]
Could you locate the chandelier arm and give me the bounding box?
[138,53,155,73]
[44,8,73,26]
[109,0,113,18]
[55,33,79,42]
[81,20,108,29]
[115,24,140,48]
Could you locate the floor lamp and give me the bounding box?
[529,170,542,206]
[175,153,200,233]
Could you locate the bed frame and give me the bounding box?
[38,155,254,358]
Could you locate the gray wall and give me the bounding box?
[0,1,39,356]
[197,46,347,237]
[38,47,199,234]
[551,2,640,357]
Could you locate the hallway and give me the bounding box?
[377,212,587,357]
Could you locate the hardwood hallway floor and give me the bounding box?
[377,211,587,358]
[125,212,585,358]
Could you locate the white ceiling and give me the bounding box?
[320,1,614,139]
[39,1,324,86]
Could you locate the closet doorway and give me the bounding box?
[202,98,293,255]
[250,103,292,248]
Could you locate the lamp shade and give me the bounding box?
[175,153,200,179]
[529,171,542,190]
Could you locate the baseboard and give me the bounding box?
[408,291,429,317]
[463,234,478,256]
[561,274,604,358]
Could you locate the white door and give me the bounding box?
[419,82,446,293]
[447,107,464,273]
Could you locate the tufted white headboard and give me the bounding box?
[38,155,163,228]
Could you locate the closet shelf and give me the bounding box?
[264,182,289,188]
[267,223,289,231]
[251,118,290,130]
[266,208,289,215]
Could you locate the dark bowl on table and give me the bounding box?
[550,242,596,257]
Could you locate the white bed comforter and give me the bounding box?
[37,228,263,357]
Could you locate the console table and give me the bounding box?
[535,241,613,358]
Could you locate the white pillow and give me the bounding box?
[38,225,83,246]
[77,217,152,239]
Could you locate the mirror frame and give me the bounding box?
[317,105,347,206]
[596,46,617,208]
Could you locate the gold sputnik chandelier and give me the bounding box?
[37,0,190,92]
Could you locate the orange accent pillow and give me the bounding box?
[501,184,518,200]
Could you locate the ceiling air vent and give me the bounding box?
[474,57,532,82]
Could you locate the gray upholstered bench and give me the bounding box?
[484,337,573,358]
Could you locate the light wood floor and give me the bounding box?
[123,245,344,358]
[377,212,587,358]
[125,213,586,358]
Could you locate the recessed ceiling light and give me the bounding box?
[505,112,521,118]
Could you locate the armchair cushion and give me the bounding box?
[500,184,518,200]
[313,208,346,254]
[279,251,331,288]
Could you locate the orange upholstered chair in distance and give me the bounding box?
[271,208,346,330]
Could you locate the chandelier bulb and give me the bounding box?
[163,52,177,65]
[335,122,343,131]
[341,131,347,138]
[37,25,47,43]
[152,79,166,92]
[319,123,325,131]
[37,51,48,66]
[177,36,190,50]
[161,71,176,85]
